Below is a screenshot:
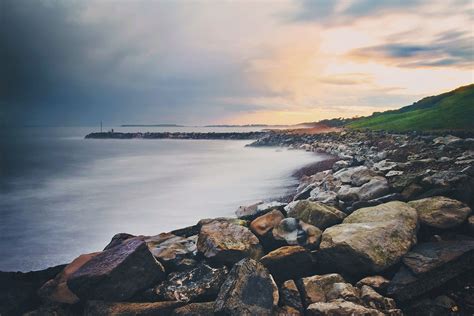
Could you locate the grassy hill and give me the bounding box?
[347,84,474,131]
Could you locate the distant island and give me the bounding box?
[121,124,185,127]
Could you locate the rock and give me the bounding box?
[333,160,350,171]
[38,252,100,304]
[360,285,396,312]
[385,170,403,177]
[468,215,474,234]
[387,239,474,301]
[373,160,398,172]
[408,196,472,229]
[84,300,183,316]
[0,264,66,316]
[146,233,198,271]
[276,305,302,315]
[272,218,322,249]
[406,296,459,316]
[235,201,263,220]
[433,135,461,145]
[67,238,165,301]
[297,273,345,306]
[285,200,346,230]
[103,233,136,250]
[350,193,404,212]
[309,189,338,205]
[356,276,390,293]
[197,220,262,265]
[334,166,377,186]
[214,258,278,315]
[318,201,418,276]
[326,282,361,303]
[172,302,215,315]
[356,176,390,201]
[279,280,303,313]
[250,210,285,237]
[260,246,314,282]
[155,263,228,302]
[306,299,383,316]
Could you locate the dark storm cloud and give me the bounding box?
[0,0,267,126]
[349,30,474,69]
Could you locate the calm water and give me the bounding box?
[0,127,323,271]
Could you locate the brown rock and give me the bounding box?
[285,200,346,230]
[306,299,383,316]
[67,238,165,301]
[250,210,285,237]
[197,221,262,265]
[279,280,303,312]
[146,233,197,271]
[356,276,390,293]
[172,302,215,315]
[360,285,396,312]
[272,218,322,250]
[38,252,100,304]
[297,273,345,306]
[326,282,361,303]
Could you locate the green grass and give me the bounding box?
[347,84,474,131]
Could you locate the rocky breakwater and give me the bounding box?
[85,131,267,140]
[2,130,474,315]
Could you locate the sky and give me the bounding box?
[1,0,473,126]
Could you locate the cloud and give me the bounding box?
[349,30,474,69]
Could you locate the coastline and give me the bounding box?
[2,129,474,315]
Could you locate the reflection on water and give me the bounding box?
[0,127,323,271]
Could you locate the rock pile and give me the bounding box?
[2,130,474,315]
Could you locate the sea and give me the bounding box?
[0,126,325,271]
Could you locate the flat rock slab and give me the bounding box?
[387,239,474,301]
[319,201,418,276]
[84,300,183,316]
[197,220,262,265]
[215,258,278,315]
[67,238,165,301]
[307,299,384,316]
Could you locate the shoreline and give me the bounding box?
[2,129,474,315]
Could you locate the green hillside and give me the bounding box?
[347,84,474,131]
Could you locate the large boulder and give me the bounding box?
[387,239,474,301]
[297,273,345,306]
[67,238,165,301]
[214,258,278,315]
[334,166,377,186]
[408,196,472,229]
[155,263,228,302]
[84,300,182,316]
[146,233,198,271]
[38,252,100,304]
[260,246,314,282]
[285,200,346,230]
[318,201,418,276]
[197,220,262,265]
[272,218,322,249]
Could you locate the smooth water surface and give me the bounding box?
[0,127,323,271]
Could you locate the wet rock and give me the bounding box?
[408,196,471,229]
[306,299,383,316]
[285,200,346,230]
[214,258,278,315]
[84,300,183,316]
[356,276,390,294]
[197,220,262,265]
[67,238,165,301]
[279,280,303,312]
[272,218,322,249]
[387,239,474,301]
[297,273,345,306]
[250,210,285,237]
[38,252,100,304]
[155,263,228,302]
[172,302,215,315]
[360,285,396,312]
[326,282,361,303]
[260,246,314,282]
[146,233,198,271]
[319,201,418,276]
